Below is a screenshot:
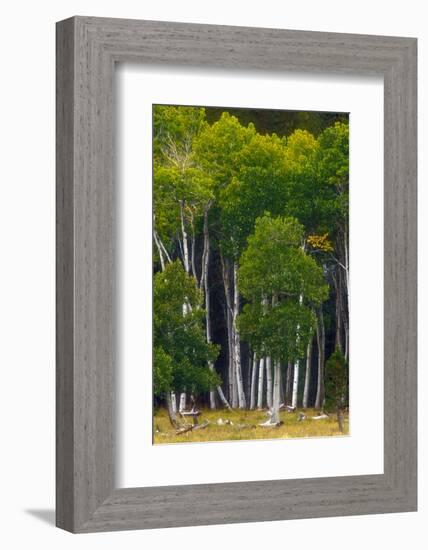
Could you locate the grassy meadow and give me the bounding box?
[153,408,349,445]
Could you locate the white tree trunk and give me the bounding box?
[302,337,313,408]
[216,384,232,410]
[200,202,212,291]
[166,392,178,428]
[221,253,237,406]
[170,392,177,414]
[246,355,252,402]
[285,361,293,405]
[266,356,273,409]
[234,330,245,408]
[229,312,238,408]
[250,353,258,410]
[201,207,216,409]
[291,360,299,409]
[153,213,172,269]
[189,212,197,282]
[208,368,216,409]
[178,202,190,405]
[257,357,265,409]
[153,228,166,271]
[291,294,303,409]
[315,306,325,410]
[179,392,186,412]
[270,360,282,424]
[232,261,246,408]
[179,200,190,274]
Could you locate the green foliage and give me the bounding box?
[152,104,349,412]
[317,121,349,187]
[153,346,173,395]
[153,261,220,396]
[238,214,328,362]
[153,105,207,163]
[324,350,348,411]
[239,215,328,304]
[153,105,215,265]
[219,132,289,255]
[239,299,316,362]
[317,121,349,223]
[194,112,257,188]
[284,129,319,174]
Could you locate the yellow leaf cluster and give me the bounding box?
[307,233,334,252]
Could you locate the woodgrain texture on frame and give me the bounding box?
[56,16,417,533]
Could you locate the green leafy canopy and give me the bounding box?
[153,261,220,396]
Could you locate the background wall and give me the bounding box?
[0,1,424,548]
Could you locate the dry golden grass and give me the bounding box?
[153,407,349,444]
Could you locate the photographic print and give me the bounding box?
[153,104,349,444]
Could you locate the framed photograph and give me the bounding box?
[56,16,417,533]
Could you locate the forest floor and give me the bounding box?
[153,407,349,444]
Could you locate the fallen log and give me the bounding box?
[311,413,329,420]
[176,420,209,435]
[194,420,210,430]
[175,424,194,435]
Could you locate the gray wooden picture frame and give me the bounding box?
[56,16,417,533]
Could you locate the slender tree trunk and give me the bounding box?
[158,235,171,264]
[334,268,343,353]
[291,361,299,409]
[153,218,172,272]
[279,364,285,405]
[291,294,304,409]
[179,201,190,410]
[266,356,273,409]
[228,310,237,407]
[246,354,252,401]
[190,212,197,282]
[344,313,349,362]
[153,228,166,271]
[257,357,265,409]
[201,207,216,409]
[200,201,212,291]
[233,261,246,408]
[285,361,293,406]
[170,392,177,414]
[302,336,313,408]
[270,360,282,424]
[315,305,326,410]
[250,353,258,410]
[221,253,237,407]
[179,200,190,274]
[166,392,179,428]
[344,226,349,297]
[234,333,245,408]
[179,392,186,412]
[216,385,232,410]
[177,233,184,264]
